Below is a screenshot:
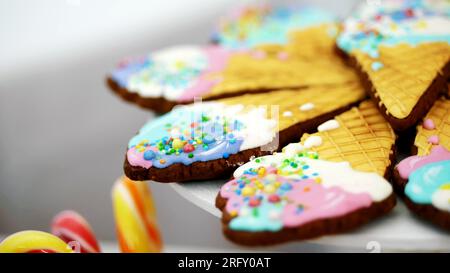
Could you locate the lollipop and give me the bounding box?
[0,230,73,253]
[51,210,101,253]
[112,176,163,253]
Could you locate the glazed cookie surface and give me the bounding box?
[124,83,366,182]
[216,101,396,245]
[108,7,359,113]
[395,97,450,230]
[337,0,450,131]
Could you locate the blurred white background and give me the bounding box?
[0,0,360,251]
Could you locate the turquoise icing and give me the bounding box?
[405,160,450,204]
[229,202,284,232]
[127,105,244,169]
[371,61,384,71]
[337,0,450,56]
[214,6,336,49]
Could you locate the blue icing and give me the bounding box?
[111,48,208,91]
[128,105,245,168]
[405,160,450,204]
[215,6,336,49]
[229,203,284,232]
[111,60,149,87]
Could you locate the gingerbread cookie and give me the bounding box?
[216,101,396,245]
[394,97,450,230]
[211,4,335,49]
[124,83,366,182]
[108,8,359,113]
[337,0,450,131]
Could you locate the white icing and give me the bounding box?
[318,119,340,132]
[304,136,322,148]
[299,103,315,111]
[282,111,293,117]
[282,143,306,157]
[234,153,393,202]
[431,187,450,212]
[346,1,450,39]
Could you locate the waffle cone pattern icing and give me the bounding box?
[109,7,359,104]
[218,101,394,234]
[337,0,450,121]
[397,98,450,212]
[126,83,365,171]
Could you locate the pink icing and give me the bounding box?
[177,46,233,102]
[251,50,267,59]
[428,135,439,145]
[422,119,436,130]
[397,145,450,179]
[282,180,372,227]
[220,174,372,229]
[127,147,152,169]
[277,51,289,60]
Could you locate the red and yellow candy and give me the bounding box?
[51,210,101,253]
[0,230,73,253]
[112,176,163,253]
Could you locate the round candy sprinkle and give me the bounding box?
[223,153,229,159]
[143,150,155,161]
[202,135,215,144]
[248,198,261,207]
[423,119,435,130]
[280,183,292,191]
[183,143,195,153]
[242,186,256,197]
[428,135,439,145]
[172,138,184,150]
[268,194,281,203]
[188,153,194,158]
[257,167,266,177]
[264,184,276,194]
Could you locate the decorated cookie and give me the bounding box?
[107,8,360,113]
[337,0,450,131]
[394,97,450,230]
[212,4,335,49]
[124,83,366,182]
[216,101,396,245]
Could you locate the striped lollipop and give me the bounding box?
[51,210,101,253]
[0,230,73,253]
[112,176,163,253]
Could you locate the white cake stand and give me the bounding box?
[171,179,450,252]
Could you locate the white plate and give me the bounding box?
[171,180,450,252]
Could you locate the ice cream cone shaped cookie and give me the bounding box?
[107,7,360,113]
[112,176,163,253]
[337,0,450,131]
[215,101,396,245]
[124,82,366,183]
[395,97,450,230]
